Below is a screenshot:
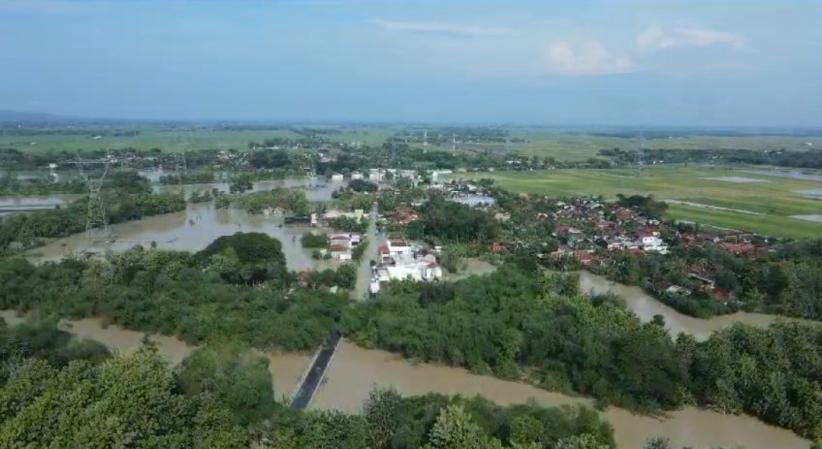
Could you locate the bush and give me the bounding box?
[301,232,329,248]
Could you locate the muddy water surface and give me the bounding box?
[578,271,799,341]
[25,202,337,271]
[311,340,810,449]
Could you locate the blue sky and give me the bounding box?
[1,0,821,126]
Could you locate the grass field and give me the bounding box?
[457,165,822,239]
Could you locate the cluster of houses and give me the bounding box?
[425,180,497,207]
[369,239,443,295]
[546,198,670,265]
[329,168,420,184]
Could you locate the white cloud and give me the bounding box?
[540,41,633,76]
[371,19,513,37]
[637,25,745,51]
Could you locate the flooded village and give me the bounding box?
[2,154,820,449]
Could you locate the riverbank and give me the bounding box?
[1,309,811,449]
[578,270,816,341]
[311,339,811,449]
[0,310,312,400]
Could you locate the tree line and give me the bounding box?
[342,264,822,441]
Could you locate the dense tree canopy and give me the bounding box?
[0,349,247,448]
[406,196,499,243]
[196,232,288,285]
[0,245,347,351]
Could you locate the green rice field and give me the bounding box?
[458,165,822,239]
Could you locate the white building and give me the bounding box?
[641,233,669,254]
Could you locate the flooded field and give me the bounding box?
[154,176,342,203]
[311,340,810,449]
[578,271,810,341]
[792,214,822,223]
[743,168,822,182]
[26,202,338,271]
[796,188,822,198]
[706,176,769,183]
[0,194,79,207]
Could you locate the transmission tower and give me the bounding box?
[86,156,111,240]
[635,131,646,178]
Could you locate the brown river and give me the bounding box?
[0,310,312,402]
[3,308,808,449]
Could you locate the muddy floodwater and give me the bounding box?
[25,202,339,271]
[577,271,804,341]
[153,177,343,203]
[23,177,347,270]
[0,311,312,399]
[311,340,810,449]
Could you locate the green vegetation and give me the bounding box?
[177,342,275,426]
[196,232,288,285]
[301,231,329,248]
[0,173,87,195]
[0,242,347,350]
[0,172,185,252]
[159,170,215,185]
[460,166,822,239]
[1,316,618,449]
[352,238,369,261]
[0,348,246,448]
[406,196,500,243]
[343,264,822,440]
[235,188,309,214]
[594,239,822,320]
[330,216,368,233]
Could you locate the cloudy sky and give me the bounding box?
[1,0,820,126]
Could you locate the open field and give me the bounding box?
[508,130,822,161]
[455,165,822,239]
[4,127,820,161]
[0,129,302,153]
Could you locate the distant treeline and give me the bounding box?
[600,147,822,169]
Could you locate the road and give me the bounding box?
[352,202,383,300]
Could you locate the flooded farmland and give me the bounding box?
[25,202,326,270]
[21,176,346,269]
